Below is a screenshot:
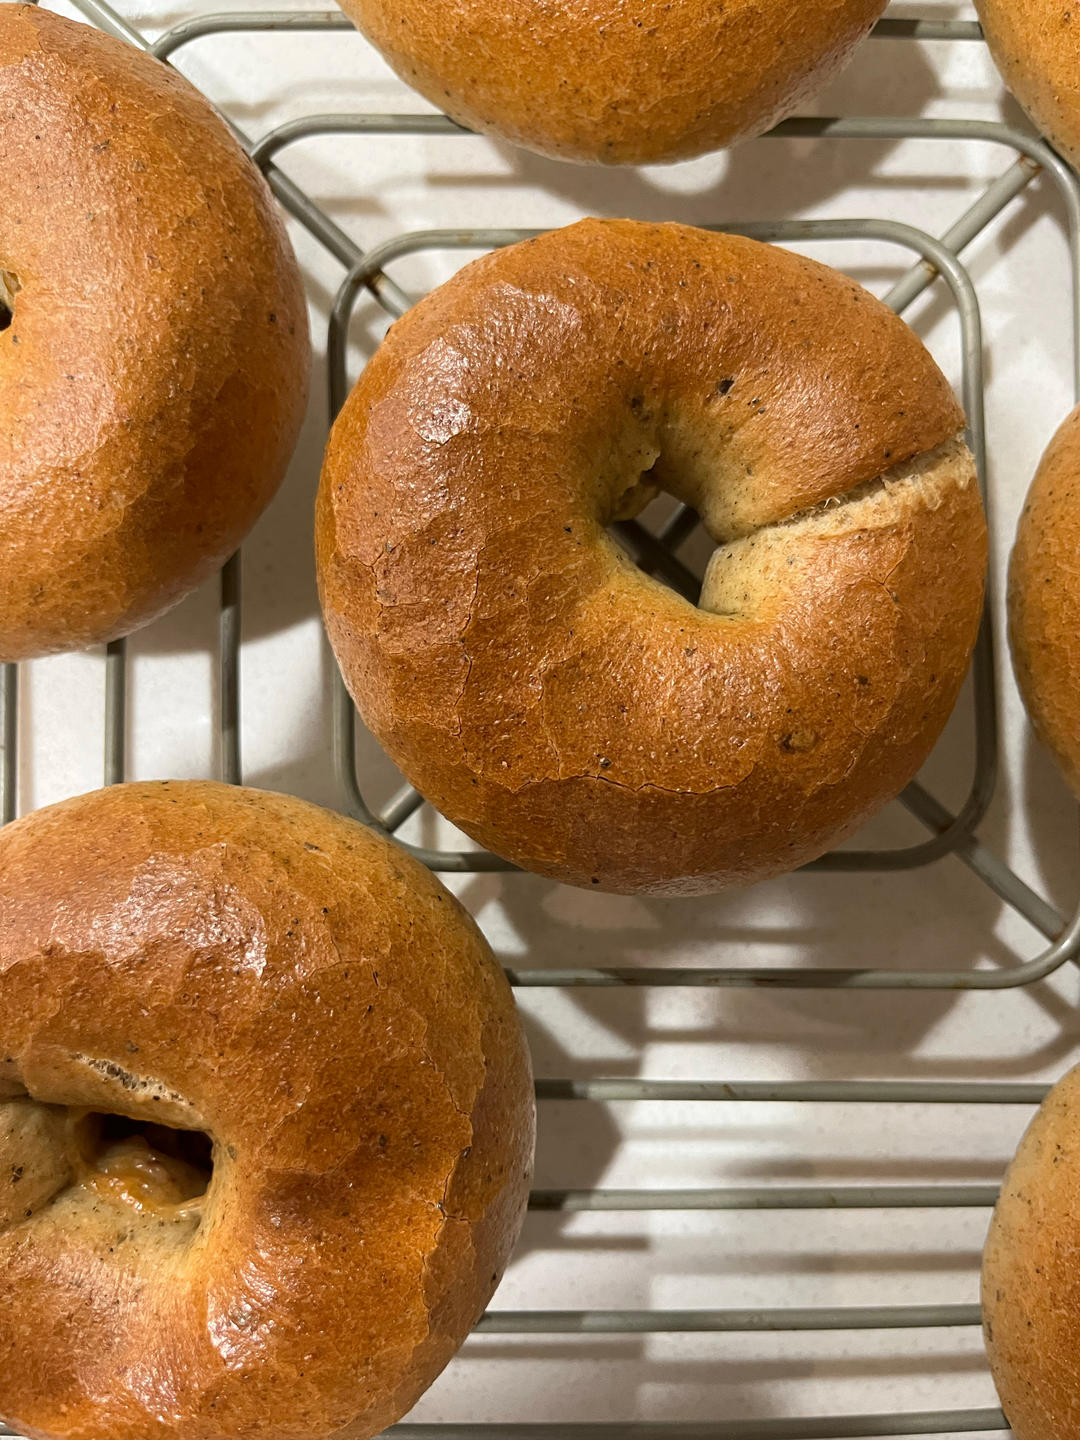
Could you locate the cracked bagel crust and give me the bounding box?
[1008,404,1080,794]
[0,5,310,660]
[0,781,534,1440]
[982,1065,1080,1440]
[974,0,1080,171]
[335,0,887,165]
[317,219,987,895]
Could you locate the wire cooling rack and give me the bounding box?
[2,5,1078,1437]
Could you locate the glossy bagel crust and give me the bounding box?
[1009,404,1080,793]
[336,0,888,165]
[983,1065,1080,1439]
[317,219,988,896]
[975,0,1080,169]
[0,5,310,660]
[0,782,534,1440]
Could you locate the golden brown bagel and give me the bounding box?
[975,0,1080,169]
[317,219,988,896]
[983,1065,1080,1440]
[335,0,888,164]
[1009,404,1080,792]
[0,5,309,660]
[0,781,534,1440]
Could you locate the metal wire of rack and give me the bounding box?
[2,6,1077,1437]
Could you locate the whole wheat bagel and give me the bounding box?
[1009,405,1080,792]
[0,5,309,660]
[983,1065,1080,1439]
[317,219,988,895]
[975,0,1080,169]
[0,781,534,1440]
[335,0,888,164]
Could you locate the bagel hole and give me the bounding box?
[608,479,708,606]
[0,269,19,332]
[76,1111,214,1209]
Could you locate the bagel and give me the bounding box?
[317,219,988,896]
[1009,404,1080,792]
[983,1065,1080,1440]
[0,4,309,661]
[975,0,1080,169]
[335,0,888,165]
[0,781,534,1440]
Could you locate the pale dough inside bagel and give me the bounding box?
[600,407,972,620]
[699,435,973,615]
[1,1053,214,1250]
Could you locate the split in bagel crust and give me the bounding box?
[0,4,310,660]
[0,781,534,1440]
[317,219,988,895]
[335,0,889,164]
